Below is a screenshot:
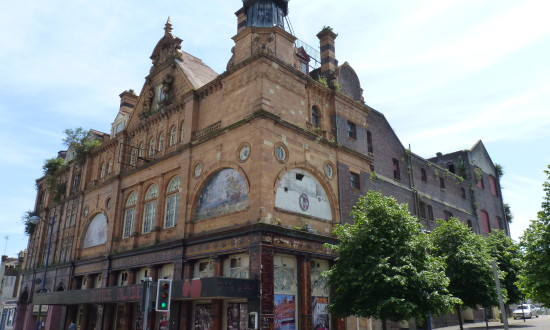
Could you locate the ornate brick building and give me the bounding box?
[17,1,507,329]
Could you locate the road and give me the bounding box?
[435,314,550,330]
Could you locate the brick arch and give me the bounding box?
[273,161,338,222]
[189,161,250,222]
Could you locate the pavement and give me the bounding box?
[434,314,550,330]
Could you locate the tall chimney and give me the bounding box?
[317,28,338,75]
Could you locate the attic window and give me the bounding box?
[296,173,304,181]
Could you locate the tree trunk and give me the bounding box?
[456,306,463,330]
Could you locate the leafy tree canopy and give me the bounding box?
[519,165,550,305]
[325,191,457,325]
[430,218,498,309]
[486,230,523,304]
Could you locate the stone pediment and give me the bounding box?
[150,17,183,73]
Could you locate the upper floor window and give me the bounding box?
[475,168,484,189]
[100,163,106,179]
[467,220,473,229]
[350,171,360,190]
[481,210,491,233]
[419,201,426,219]
[180,121,185,143]
[164,176,180,228]
[123,192,137,239]
[138,142,144,158]
[447,163,455,174]
[443,210,453,220]
[107,159,113,174]
[158,132,165,153]
[489,175,498,196]
[169,126,177,146]
[347,121,357,139]
[115,122,124,134]
[148,138,156,157]
[130,148,138,166]
[367,130,373,154]
[421,168,427,182]
[142,184,158,234]
[392,159,400,181]
[427,205,434,221]
[461,187,467,199]
[439,177,445,189]
[312,106,321,129]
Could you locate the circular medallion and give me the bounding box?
[238,144,251,162]
[275,145,287,162]
[194,162,203,178]
[324,162,334,179]
[299,193,310,211]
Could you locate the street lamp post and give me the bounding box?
[29,214,55,330]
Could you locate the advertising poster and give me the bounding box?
[227,303,248,330]
[274,294,296,330]
[312,297,329,330]
[195,304,213,330]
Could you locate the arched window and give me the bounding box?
[158,132,165,153]
[164,176,180,228]
[130,148,137,166]
[312,106,321,128]
[180,122,185,142]
[142,184,158,233]
[138,142,144,158]
[169,126,177,146]
[148,138,156,157]
[82,213,108,248]
[100,163,106,179]
[107,159,113,174]
[123,192,137,239]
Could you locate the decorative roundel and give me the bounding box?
[193,162,203,178]
[238,144,251,162]
[274,144,287,162]
[299,193,310,211]
[324,162,334,179]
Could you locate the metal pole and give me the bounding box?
[35,216,54,330]
[492,261,509,329]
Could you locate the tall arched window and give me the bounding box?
[169,126,177,146]
[100,162,106,179]
[107,159,113,174]
[142,184,158,234]
[180,121,185,142]
[148,138,156,157]
[312,106,321,128]
[158,132,165,153]
[123,192,137,239]
[164,176,180,228]
[138,142,144,158]
[130,148,137,166]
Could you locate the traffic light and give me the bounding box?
[156,279,172,311]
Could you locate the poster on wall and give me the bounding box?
[312,297,329,330]
[227,303,248,330]
[274,294,296,330]
[195,304,213,330]
[196,169,249,220]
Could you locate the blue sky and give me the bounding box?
[1,0,549,257]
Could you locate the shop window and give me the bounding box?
[194,259,215,278]
[224,254,249,279]
[118,271,129,286]
[164,176,180,228]
[142,184,158,234]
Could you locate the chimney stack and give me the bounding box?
[317,27,338,75]
[119,90,138,114]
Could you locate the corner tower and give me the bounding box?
[229,0,296,68]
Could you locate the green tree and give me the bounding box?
[486,230,523,305]
[504,203,514,223]
[430,218,498,330]
[62,127,102,163]
[519,165,550,306]
[325,191,457,330]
